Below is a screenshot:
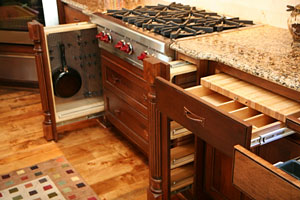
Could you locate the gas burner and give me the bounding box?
[106,2,254,39]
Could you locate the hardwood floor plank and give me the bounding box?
[0,87,149,200]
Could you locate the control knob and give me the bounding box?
[102,33,112,43]
[114,40,125,49]
[120,42,133,55]
[137,51,148,61]
[96,31,105,40]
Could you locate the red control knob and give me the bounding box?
[96,31,105,40]
[120,42,133,54]
[102,33,112,43]
[137,51,148,61]
[114,40,125,49]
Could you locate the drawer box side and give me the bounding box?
[232,145,300,200]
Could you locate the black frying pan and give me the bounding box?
[52,43,82,98]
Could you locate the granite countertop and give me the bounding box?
[61,0,167,14]
[171,25,300,92]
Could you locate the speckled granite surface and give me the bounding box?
[171,25,300,92]
[61,0,167,13]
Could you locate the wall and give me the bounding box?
[166,0,299,29]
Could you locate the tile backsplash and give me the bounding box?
[165,0,299,29]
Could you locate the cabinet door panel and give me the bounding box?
[205,145,242,200]
[102,54,148,117]
[105,89,148,154]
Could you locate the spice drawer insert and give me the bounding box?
[155,75,299,157]
[233,144,300,200]
[187,85,295,148]
[170,121,192,140]
[201,73,300,123]
[170,163,194,193]
[170,143,194,169]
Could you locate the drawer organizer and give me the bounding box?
[154,71,300,199]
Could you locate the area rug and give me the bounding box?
[0,156,100,200]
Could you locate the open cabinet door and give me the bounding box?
[28,20,104,141]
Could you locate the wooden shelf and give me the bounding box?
[171,164,194,192]
[171,143,194,169]
[170,121,192,140]
[55,96,104,123]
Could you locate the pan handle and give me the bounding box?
[60,43,67,70]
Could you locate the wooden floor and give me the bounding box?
[0,87,149,200]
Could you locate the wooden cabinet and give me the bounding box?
[56,0,89,24]
[63,5,89,24]
[149,60,300,200]
[28,21,103,140]
[101,50,149,154]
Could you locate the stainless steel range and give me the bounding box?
[90,2,253,69]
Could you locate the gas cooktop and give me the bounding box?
[106,2,254,39]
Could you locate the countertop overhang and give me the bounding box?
[170,25,300,92]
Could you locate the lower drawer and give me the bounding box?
[105,89,149,154]
[233,144,300,200]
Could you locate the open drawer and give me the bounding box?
[233,144,300,199]
[155,73,300,157]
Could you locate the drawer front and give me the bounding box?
[156,77,252,157]
[233,145,300,200]
[64,5,89,23]
[102,55,148,117]
[105,89,148,154]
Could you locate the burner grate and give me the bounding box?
[106,2,254,39]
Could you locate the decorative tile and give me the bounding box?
[12,195,23,200]
[43,185,53,191]
[5,180,14,186]
[53,174,61,179]
[62,187,72,193]
[30,166,38,170]
[48,192,58,198]
[9,187,18,193]
[58,180,66,186]
[16,170,25,175]
[61,164,70,168]
[66,170,74,174]
[68,194,76,199]
[2,174,10,179]
[24,183,33,188]
[76,183,85,188]
[28,190,37,196]
[38,178,47,183]
[34,172,42,176]
[71,176,79,182]
[21,176,28,181]
[56,157,65,162]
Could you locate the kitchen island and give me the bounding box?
[150,24,300,200]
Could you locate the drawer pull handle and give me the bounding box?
[184,107,205,127]
[111,75,120,84]
[73,18,80,22]
[114,109,121,115]
[143,94,147,101]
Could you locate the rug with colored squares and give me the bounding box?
[0,156,100,200]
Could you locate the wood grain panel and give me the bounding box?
[233,145,300,200]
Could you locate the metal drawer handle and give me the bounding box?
[73,18,80,22]
[114,109,121,115]
[184,106,205,127]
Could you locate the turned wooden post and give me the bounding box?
[143,57,170,200]
[28,21,57,141]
